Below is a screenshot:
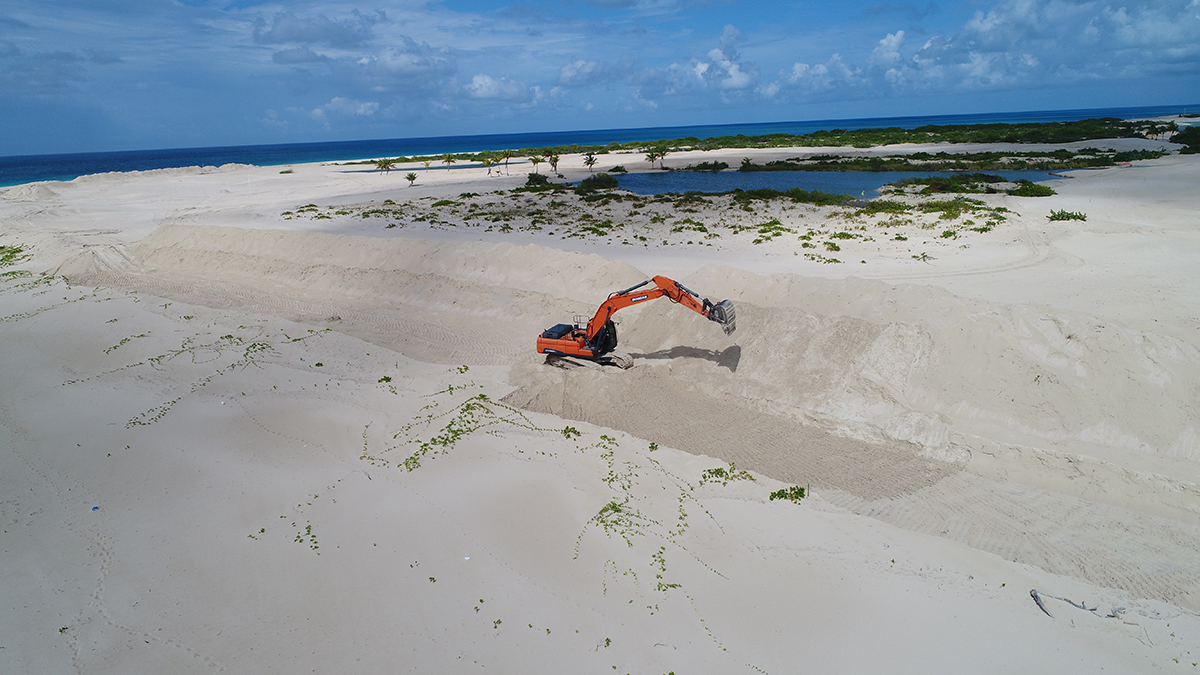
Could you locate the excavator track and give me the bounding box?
[546,350,633,370]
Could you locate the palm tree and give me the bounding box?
[443,154,456,171]
[529,155,543,174]
[405,172,418,186]
[422,159,432,172]
[481,158,495,176]
[654,143,670,169]
[644,149,660,169]
[548,153,560,174]
[375,158,396,174]
[583,153,597,172]
[500,150,516,175]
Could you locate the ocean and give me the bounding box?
[1,104,1196,188]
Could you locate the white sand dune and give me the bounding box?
[3,144,1199,672]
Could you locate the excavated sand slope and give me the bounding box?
[58,224,1200,608]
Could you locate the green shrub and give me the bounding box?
[1170,126,1200,152]
[682,161,729,172]
[1006,180,1055,197]
[576,173,620,193]
[525,172,549,187]
[607,165,628,173]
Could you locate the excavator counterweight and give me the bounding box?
[537,275,736,368]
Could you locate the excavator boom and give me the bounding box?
[536,275,736,366]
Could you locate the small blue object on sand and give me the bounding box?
[92,506,99,511]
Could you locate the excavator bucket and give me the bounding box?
[708,299,737,335]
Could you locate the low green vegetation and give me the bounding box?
[891,173,1055,197]
[699,462,755,486]
[856,200,909,214]
[1171,126,1200,154]
[0,244,32,280]
[1006,180,1056,197]
[679,161,729,172]
[768,486,806,503]
[0,245,31,268]
[576,172,620,194]
[730,187,853,206]
[1048,209,1087,221]
[739,147,1169,173]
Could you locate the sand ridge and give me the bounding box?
[49,218,1200,612]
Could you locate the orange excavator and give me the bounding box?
[537,275,736,368]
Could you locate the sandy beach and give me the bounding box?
[3,137,1199,673]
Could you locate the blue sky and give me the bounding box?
[2,0,1198,155]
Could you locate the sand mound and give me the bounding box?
[2,183,59,201]
[55,223,1200,607]
[57,224,644,364]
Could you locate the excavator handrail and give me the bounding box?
[609,279,653,299]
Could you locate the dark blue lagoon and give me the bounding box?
[613,170,1064,198]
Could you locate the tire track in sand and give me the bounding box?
[823,471,1200,608]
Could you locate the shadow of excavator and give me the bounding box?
[632,345,741,372]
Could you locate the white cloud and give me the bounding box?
[254,10,383,49]
[313,96,379,118]
[465,73,530,101]
[762,0,1200,100]
[784,54,859,91]
[870,31,905,67]
[706,47,755,89]
[558,59,608,86]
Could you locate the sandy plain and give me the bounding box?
[2,134,1199,673]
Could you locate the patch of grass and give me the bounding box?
[1048,209,1087,221]
[731,187,852,207]
[369,388,550,472]
[0,245,31,268]
[699,463,755,487]
[896,173,1005,194]
[1006,180,1055,197]
[919,200,968,219]
[856,200,910,215]
[804,253,842,264]
[768,485,806,503]
[751,218,793,244]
